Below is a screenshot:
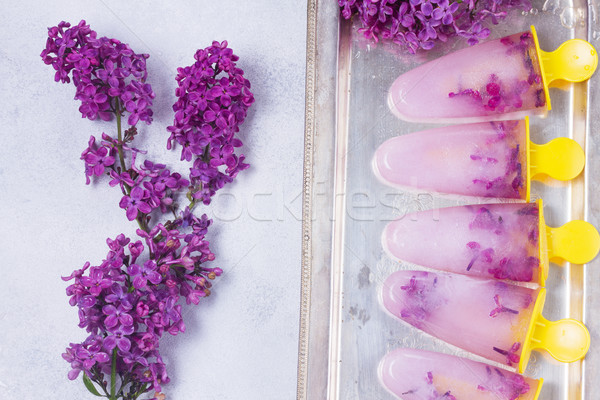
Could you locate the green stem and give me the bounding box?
[115,99,127,173]
[115,372,131,398]
[113,99,150,233]
[110,348,117,400]
[132,383,149,400]
[91,369,110,397]
[137,214,150,233]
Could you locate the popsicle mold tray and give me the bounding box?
[298,1,600,399]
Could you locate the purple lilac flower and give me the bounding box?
[102,304,134,329]
[340,0,358,19]
[459,22,491,46]
[62,335,108,380]
[104,324,135,352]
[506,374,531,400]
[469,207,504,233]
[488,256,538,282]
[167,41,253,204]
[493,342,522,366]
[76,84,111,120]
[41,20,155,124]
[105,283,134,310]
[81,135,116,184]
[479,366,531,400]
[80,267,113,296]
[109,169,135,190]
[425,371,434,384]
[489,294,519,317]
[338,0,530,52]
[62,344,85,380]
[76,343,110,370]
[466,241,494,271]
[119,186,152,221]
[416,11,441,43]
[398,272,443,325]
[128,260,162,289]
[432,0,459,25]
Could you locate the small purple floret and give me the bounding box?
[426,371,434,384]
[493,342,521,366]
[489,294,519,317]
[469,207,504,233]
[397,273,443,326]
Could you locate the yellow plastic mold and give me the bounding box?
[531,25,598,111]
[533,378,544,400]
[524,116,585,202]
[518,288,590,374]
[536,198,600,286]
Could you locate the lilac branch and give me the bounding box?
[43,20,253,399]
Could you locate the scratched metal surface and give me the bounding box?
[312,1,600,398]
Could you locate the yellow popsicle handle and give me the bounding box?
[519,288,590,373]
[546,220,600,264]
[531,25,598,111]
[536,199,549,287]
[529,314,590,363]
[529,138,585,181]
[539,39,598,86]
[533,378,544,400]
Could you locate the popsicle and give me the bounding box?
[388,27,598,124]
[380,270,590,373]
[382,200,600,285]
[379,348,542,400]
[373,117,585,201]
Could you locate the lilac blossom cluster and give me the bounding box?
[43,20,253,400]
[41,20,154,124]
[338,0,531,52]
[167,41,254,205]
[81,131,189,224]
[62,211,219,398]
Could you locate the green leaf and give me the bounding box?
[82,374,103,397]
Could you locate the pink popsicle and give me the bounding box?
[379,348,541,400]
[373,120,527,199]
[382,202,540,283]
[388,31,546,124]
[381,270,538,368]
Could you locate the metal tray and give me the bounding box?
[299,0,600,398]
